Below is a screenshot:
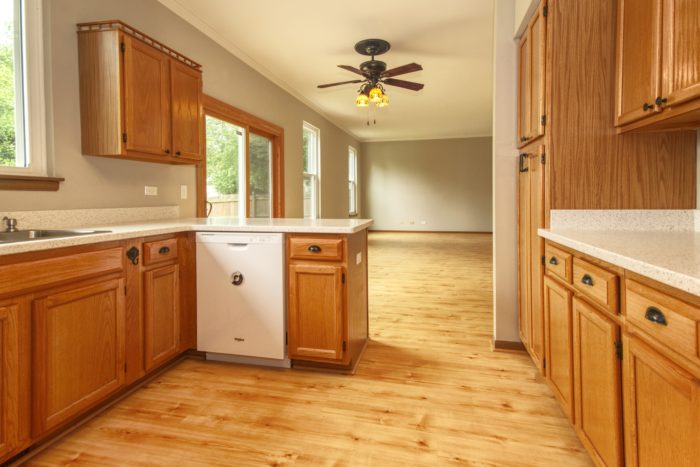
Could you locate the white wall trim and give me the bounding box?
[362,133,493,144]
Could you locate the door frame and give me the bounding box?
[197,95,285,217]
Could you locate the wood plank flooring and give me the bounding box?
[26,232,591,466]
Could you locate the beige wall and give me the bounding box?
[493,0,520,343]
[360,138,492,232]
[514,0,539,36]
[0,0,358,218]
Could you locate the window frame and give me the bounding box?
[302,121,321,219]
[0,0,48,177]
[348,145,358,216]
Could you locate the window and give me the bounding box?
[0,0,47,176]
[348,146,358,216]
[303,122,320,219]
[205,116,246,218]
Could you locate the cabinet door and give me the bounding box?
[517,33,531,147]
[288,263,345,362]
[544,277,574,421]
[615,0,663,125]
[528,148,546,371]
[170,61,202,161]
[573,298,623,467]
[32,279,125,435]
[623,334,700,467]
[518,156,531,346]
[123,36,171,157]
[143,264,180,372]
[661,0,700,107]
[0,300,29,460]
[528,3,546,140]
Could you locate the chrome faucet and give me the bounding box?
[2,217,18,232]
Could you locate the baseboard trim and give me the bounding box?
[492,339,527,352]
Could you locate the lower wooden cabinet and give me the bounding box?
[543,277,574,421]
[32,278,126,435]
[573,297,623,467]
[288,263,345,361]
[622,334,700,467]
[0,299,29,459]
[143,263,180,371]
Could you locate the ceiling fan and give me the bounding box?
[317,39,424,108]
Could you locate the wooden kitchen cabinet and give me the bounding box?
[143,263,180,372]
[288,263,345,361]
[623,334,700,467]
[543,276,574,421]
[78,20,203,164]
[573,297,623,467]
[616,0,700,131]
[518,143,546,372]
[286,232,368,371]
[517,1,547,147]
[32,278,126,435]
[0,298,30,460]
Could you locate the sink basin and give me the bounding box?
[0,229,112,244]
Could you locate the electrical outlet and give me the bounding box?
[420,220,427,225]
[180,185,188,199]
[144,186,158,196]
[409,220,415,225]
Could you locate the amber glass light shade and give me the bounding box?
[377,93,389,107]
[368,86,383,103]
[355,93,369,107]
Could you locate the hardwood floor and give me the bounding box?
[26,232,591,466]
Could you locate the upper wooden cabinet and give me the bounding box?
[78,21,203,164]
[616,0,700,131]
[517,2,547,147]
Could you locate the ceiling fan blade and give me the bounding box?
[338,65,366,76]
[383,78,424,91]
[317,79,364,89]
[382,62,423,78]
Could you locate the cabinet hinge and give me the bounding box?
[543,3,548,17]
[541,115,546,126]
[543,357,547,369]
[541,255,546,266]
[341,272,346,284]
[342,341,347,352]
[124,285,127,296]
[285,332,288,345]
[122,132,127,143]
[541,152,546,165]
[124,362,127,373]
[120,42,125,53]
[615,340,623,360]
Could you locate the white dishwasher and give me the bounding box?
[196,232,289,367]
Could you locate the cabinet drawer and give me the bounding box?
[143,238,178,265]
[573,258,619,313]
[545,243,572,283]
[625,280,700,363]
[289,237,344,262]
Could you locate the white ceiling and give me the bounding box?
[159,0,494,142]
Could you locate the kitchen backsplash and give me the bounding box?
[0,206,180,230]
[549,210,700,232]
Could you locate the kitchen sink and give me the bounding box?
[0,229,112,244]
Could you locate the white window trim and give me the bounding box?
[0,0,48,177]
[303,121,321,219]
[348,145,358,216]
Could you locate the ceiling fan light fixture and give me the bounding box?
[377,93,389,108]
[355,93,369,107]
[369,86,383,103]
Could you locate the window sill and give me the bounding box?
[0,174,64,191]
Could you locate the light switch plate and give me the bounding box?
[180,185,188,199]
[144,186,158,196]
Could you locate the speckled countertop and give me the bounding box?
[539,229,700,296]
[0,217,373,256]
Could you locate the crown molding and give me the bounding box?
[359,133,493,144]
